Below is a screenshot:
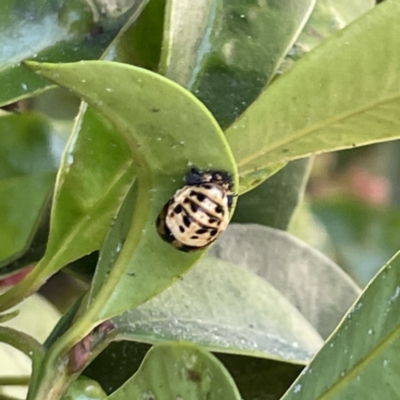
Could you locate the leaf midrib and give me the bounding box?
[312,315,400,399]
[236,89,400,169]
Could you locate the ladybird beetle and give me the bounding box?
[156,168,233,252]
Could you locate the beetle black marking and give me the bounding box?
[156,167,233,252]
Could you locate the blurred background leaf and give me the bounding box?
[0,113,60,268]
[0,0,149,105]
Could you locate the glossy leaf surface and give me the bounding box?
[112,257,323,364]
[61,377,107,400]
[230,0,374,210]
[0,0,148,105]
[282,251,400,399]
[227,1,400,187]
[19,61,237,321]
[108,342,241,400]
[161,0,315,128]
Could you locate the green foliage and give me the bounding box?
[281,252,400,399]
[108,342,242,400]
[1,0,400,400]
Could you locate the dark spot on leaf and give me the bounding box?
[190,203,198,212]
[187,369,201,382]
[208,218,217,224]
[282,149,289,153]
[151,108,160,112]
[210,229,218,237]
[179,226,185,233]
[191,235,199,239]
[196,228,207,234]
[90,25,104,37]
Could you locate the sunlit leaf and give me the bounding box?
[227,1,400,187]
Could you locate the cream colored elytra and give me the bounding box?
[156,169,233,252]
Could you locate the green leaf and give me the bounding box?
[0,105,134,312]
[22,61,237,319]
[227,0,400,186]
[233,158,311,229]
[281,250,400,399]
[111,256,323,364]
[161,0,315,128]
[0,0,149,106]
[106,0,165,69]
[16,61,237,400]
[107,342,241,400]
[85,341,303,400]
[0,198,51,278]
[61,377,107,400]
[284,0,375,64]
[0,113,58,264]
[230,0,375,220]
[0,310,19,323]
[311,197,400,286]
[209,224,361,339]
